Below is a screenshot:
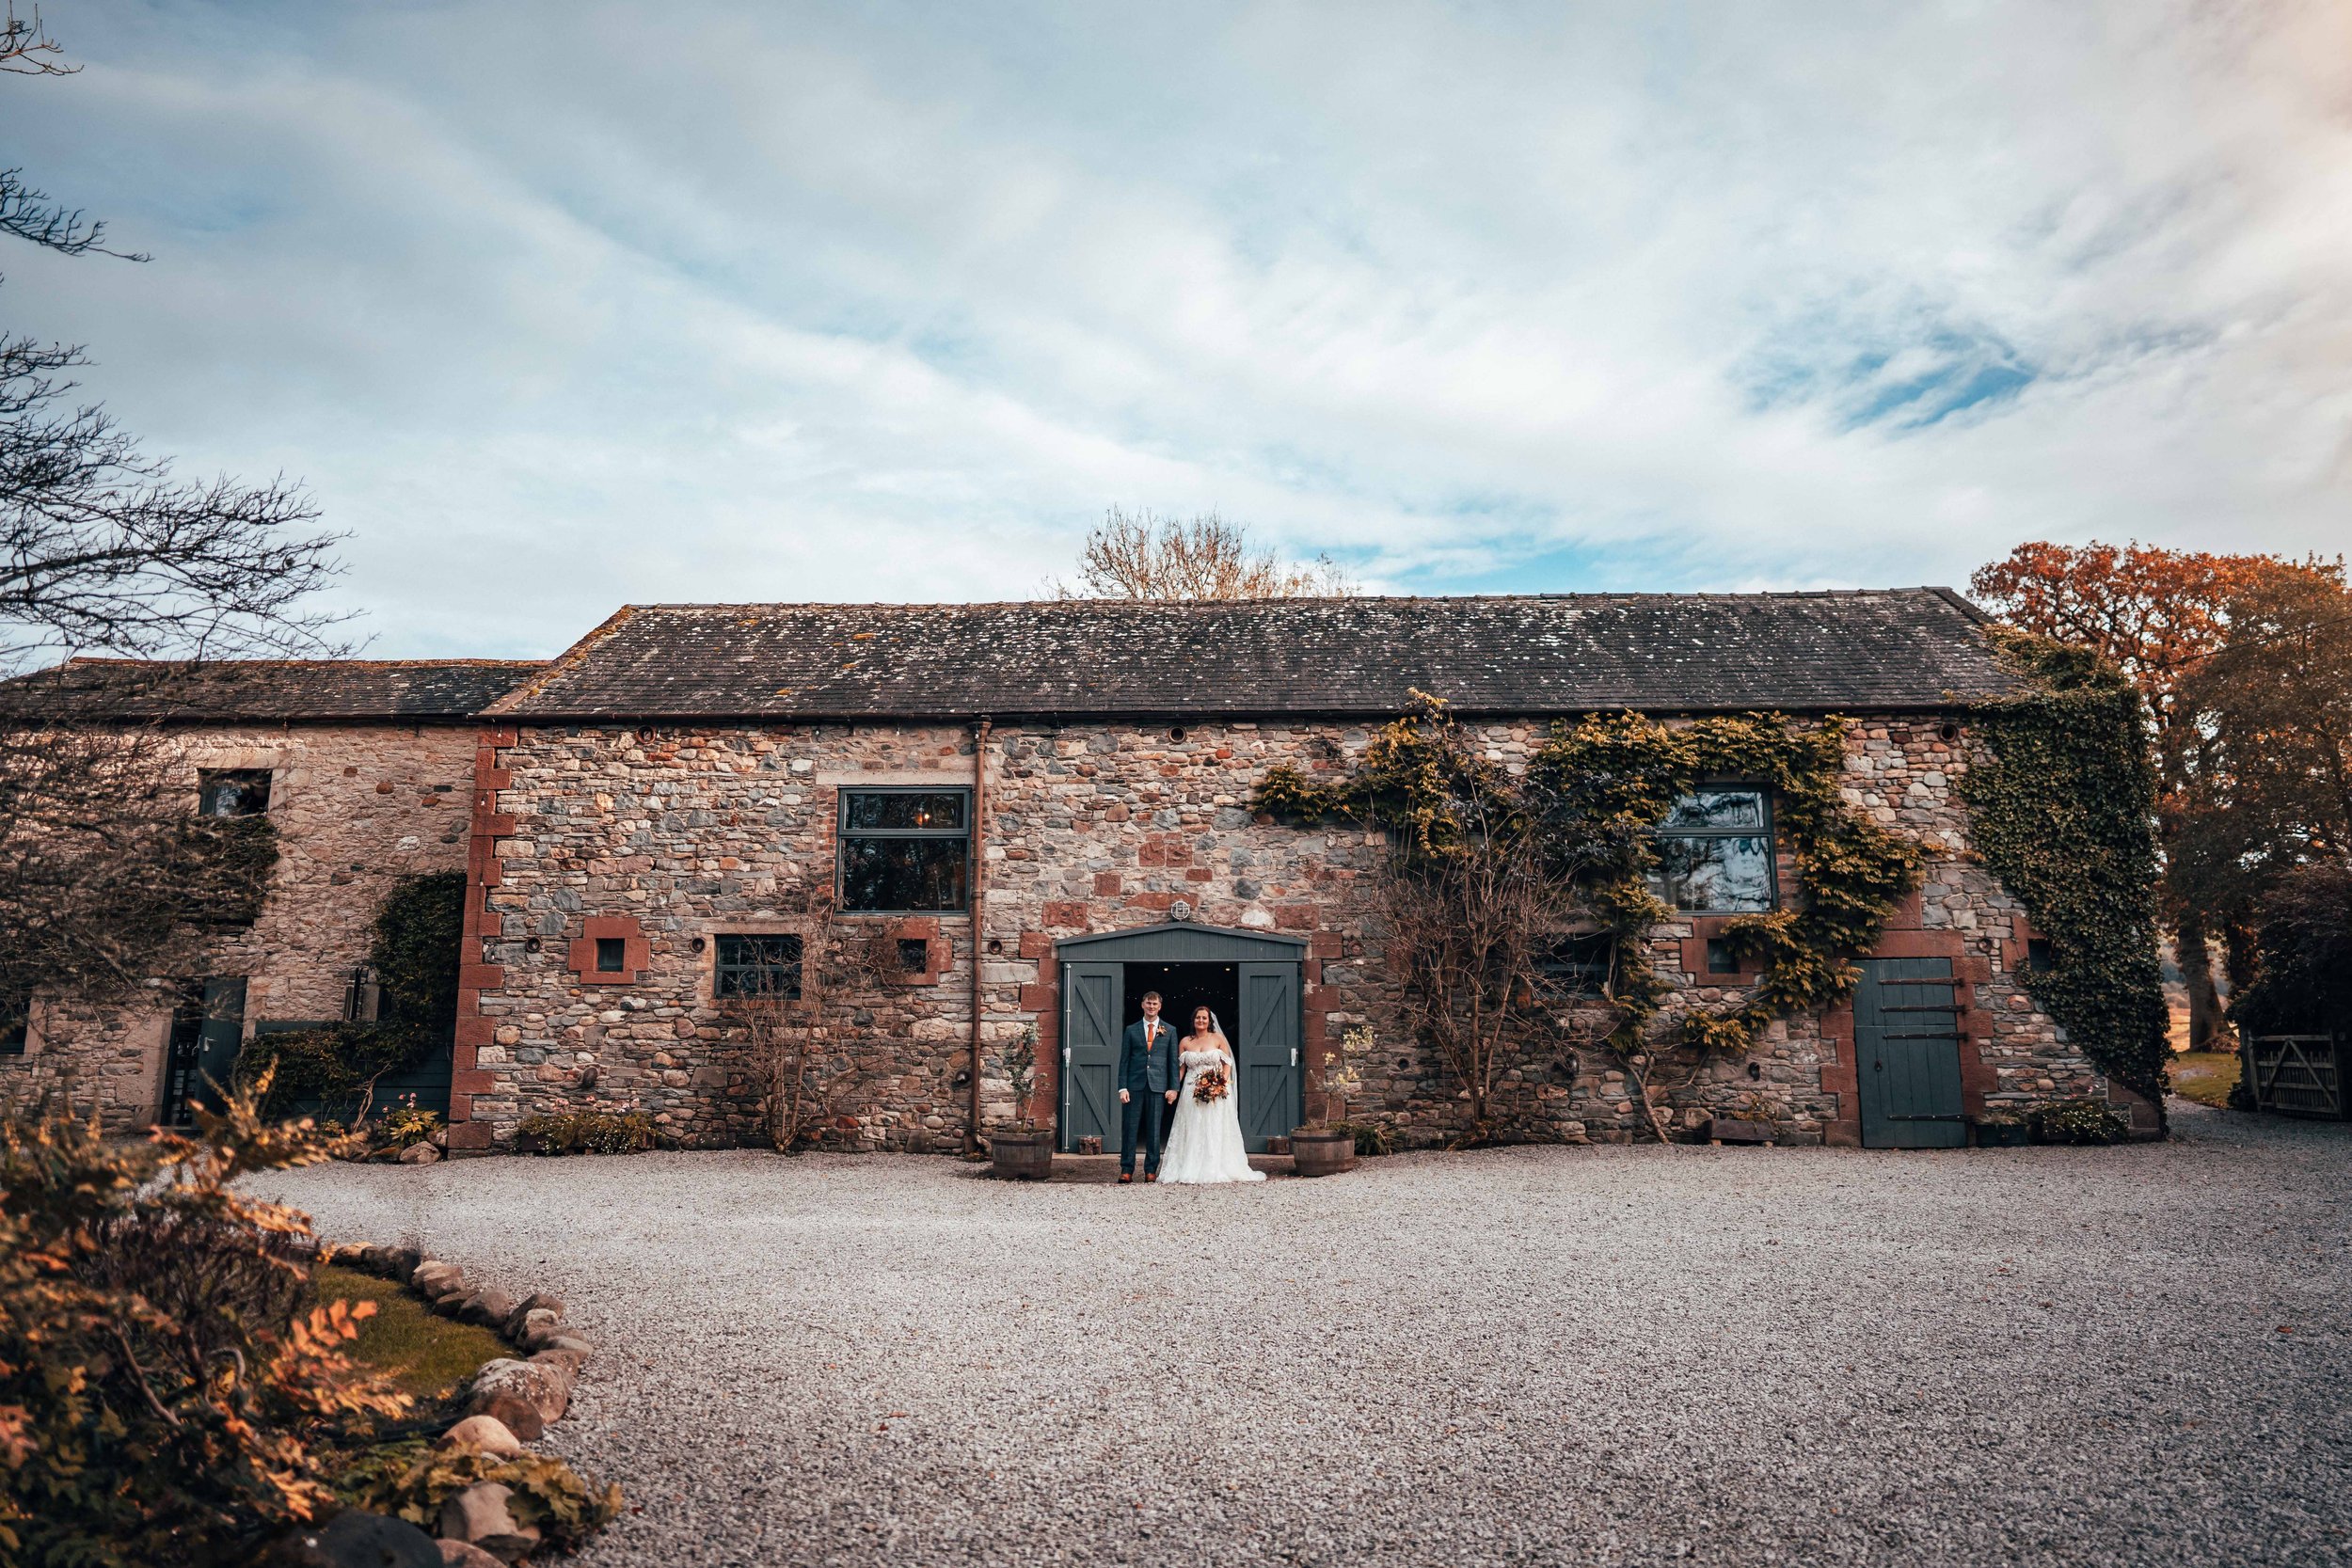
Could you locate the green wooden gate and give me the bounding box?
[1854,957,1966,1148]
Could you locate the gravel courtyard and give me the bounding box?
[258,1102,2351,1567]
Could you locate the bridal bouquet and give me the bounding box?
[1193,1064,1230,1104]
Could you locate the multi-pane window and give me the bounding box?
[1538,933,1615,997]
[1651,789,1775,912]
[715,934,804,1000]
[837,789,971,913]
[198,768,272,817]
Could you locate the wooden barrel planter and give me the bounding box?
[1289,1129,1356,1178]
[991,1130,1054,1180]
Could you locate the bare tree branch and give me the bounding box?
[1051,507,1358,601]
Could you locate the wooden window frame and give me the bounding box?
[834,785,974,916]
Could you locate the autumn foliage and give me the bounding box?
[0,1072,411,1567]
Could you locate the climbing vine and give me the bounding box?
[243,871,467,1117]
[1960,632,2170,1111]
[1255,694,1923,1136]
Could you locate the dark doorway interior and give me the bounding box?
[1119,960,1240,1164]
[1122,961,1240,1053]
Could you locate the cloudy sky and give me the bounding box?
[6,1,2347,657]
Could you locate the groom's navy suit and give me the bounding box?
[1118,1014,1181,1176]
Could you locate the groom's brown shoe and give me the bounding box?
[1119,1172,1132,1183]
[1144,1172,1157,1182]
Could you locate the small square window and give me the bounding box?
[715,934,803,1000]
[2026,937,2055,974]
[198,768,272,817]
[1706,937,1740,974]
[0,992,28,1056]
[595,937,627,974]
[898,938,930,974]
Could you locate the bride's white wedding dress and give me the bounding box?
[1159,1041,1265,1185]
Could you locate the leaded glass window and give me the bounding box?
[715,934,804,1000]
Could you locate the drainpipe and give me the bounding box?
[967,716,993,1155]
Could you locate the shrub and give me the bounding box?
[0,1073,412,1566]
[1333,1121,1393,1157]
[2030,1098,2131,1146]
[241,872,467,1120]
[515,1111,654,1156]
[373,1099,441,1150]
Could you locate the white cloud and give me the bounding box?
[4,0,2345,656]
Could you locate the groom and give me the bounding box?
[1117,990,1181,1183]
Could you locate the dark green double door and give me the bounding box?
[1060,960,1300,1154]
[1853,957,1966,1148]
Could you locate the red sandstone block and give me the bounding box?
[459,964,503,992]
[444,1119,493,1149]
[1041,900,1088,927]
[1019,984,1055,1011]
[1093,872,1122,895]
[1184,868,1214,882]
[451,1069,497,1094]
[1311,931,1342,958]
[1019,931,1051,958]
[1273,905,1316,929]
[477,814,518,836]
[454,1017,495,1048]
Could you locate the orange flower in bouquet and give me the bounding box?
[1193,1064,1230,1103]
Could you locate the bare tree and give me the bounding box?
[1051,508,1358,600]
[0,15,342,1026]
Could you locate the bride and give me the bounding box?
[1158,1006,1266,1185]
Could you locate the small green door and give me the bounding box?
[161,977,246,1126]
[1235,962,1301,1153]
[1059,962,1122,1152]
[1854,957,1965,1148]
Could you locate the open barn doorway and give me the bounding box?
[1056,922,1305,1154]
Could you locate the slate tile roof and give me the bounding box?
[0,658,547,721]
[489,591,2017,721]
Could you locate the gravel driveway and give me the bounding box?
[257,1102,2351,1567]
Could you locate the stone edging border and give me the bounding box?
[324,1242,595,1560]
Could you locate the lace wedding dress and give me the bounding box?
[1159,1042,1266,1185]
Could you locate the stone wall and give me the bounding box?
[6,722,479,1126]
[455,714,2102,1152]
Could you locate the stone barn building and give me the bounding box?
[439,590,2123,1155]
[0,658,541,1126]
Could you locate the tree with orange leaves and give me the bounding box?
[1971,541,2335,1048]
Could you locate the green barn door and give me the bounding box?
[1235,962,1301,1153]
[1854,957,1966,1148]
[1059,962,1122,1152]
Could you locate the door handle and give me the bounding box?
[1290,1048,1297,1068]
[1062,1047,1072,1063]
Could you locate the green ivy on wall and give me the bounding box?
[1254,696,1924,1060]
[243,870,467,1117]
[1959,632,2171,1111]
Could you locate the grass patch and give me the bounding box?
[2170,1050,2242,1110]
[315,1264,507,1402]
